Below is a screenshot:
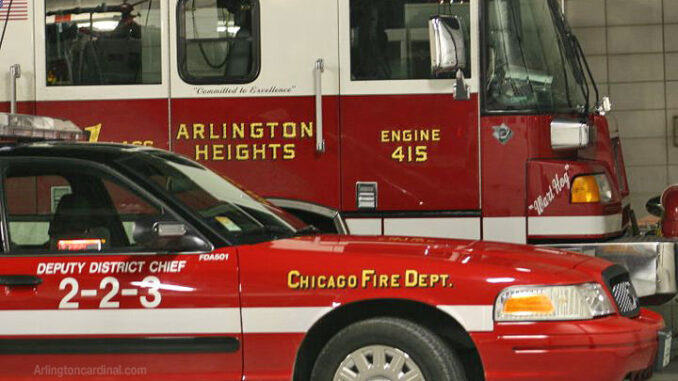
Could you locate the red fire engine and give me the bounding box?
[1,1,676,299]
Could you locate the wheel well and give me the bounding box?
[292,299,485,381]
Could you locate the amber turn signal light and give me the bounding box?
[571,176,601,203]
[502,294,555,315]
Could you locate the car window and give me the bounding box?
[45,0,162,86]
[349,0,471,81]
[3,161,195,254]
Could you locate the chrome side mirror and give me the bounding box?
[429,15,469,100]
[134,217,211,252]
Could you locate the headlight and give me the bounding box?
[571,174,613,203]
[495,283,615,322]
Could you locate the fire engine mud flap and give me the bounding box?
[548,237,677,305]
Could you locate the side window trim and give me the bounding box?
[176,0,261,85]
[0,157,214,257]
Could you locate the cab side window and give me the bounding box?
[177,0,260,84]
[45,0,162,86]
[3,163,193,254]
[349,0,471,81]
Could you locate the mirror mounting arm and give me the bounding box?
[453,70,469,101]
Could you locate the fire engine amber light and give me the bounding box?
[571,176,600,203]
[571,174,613,204]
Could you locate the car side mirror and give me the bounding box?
[429,15,469,100]
[646,196,663,217]
[133,217,211,252]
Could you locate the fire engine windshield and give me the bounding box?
[484,0,588,113]
[119,152,309,245]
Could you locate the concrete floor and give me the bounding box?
[650,359,678,380]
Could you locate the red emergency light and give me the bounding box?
[57,239,104,252]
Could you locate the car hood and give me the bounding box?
[265,235,602,277]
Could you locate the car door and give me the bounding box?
[0,158,242,380]
[339,0,481,238]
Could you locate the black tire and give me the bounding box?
[310,317,467,381]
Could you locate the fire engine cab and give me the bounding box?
[0,0,677,300]
[0,112,670,380]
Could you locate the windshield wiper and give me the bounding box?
[572,34,599,113]
[250,224,319,240]
[294,225,320,237]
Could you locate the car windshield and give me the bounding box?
[119,151,309,245]
[484,0,588,112]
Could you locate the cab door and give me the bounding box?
[35,0,170,148]
[0,158,242,380]
[0,0,35,114]
[169,0,341,210]
[339,0,481,238]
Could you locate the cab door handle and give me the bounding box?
[0,275,43,287]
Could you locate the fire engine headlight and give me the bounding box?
[495,283,615,322]
[571,174,612,203]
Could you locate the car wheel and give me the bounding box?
[310,317,467,381]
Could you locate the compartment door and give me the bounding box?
[339,0,481,239]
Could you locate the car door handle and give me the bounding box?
[0,275,43,287]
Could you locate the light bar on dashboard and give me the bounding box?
[57,239,103,252]
[0,113,83,141]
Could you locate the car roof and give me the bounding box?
[0,141,164,165]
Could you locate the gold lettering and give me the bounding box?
[432,129,441,141]
[251,123,264,139]
[252,144,266,160]
[195,145,209,161]
[317,275,326,289]
[267,122,279,138]
[391,130,401,142]
[193,124,206,139]
[361,269,375,288]
[212,144,225,160]
[403,130,412,142]
[236,144,249,160]
[233,123,245,139]
[176,124,189,140]
[348,276,358,288]
[288,270,300,289]
[269,143,281,160]
[283,122,297,138]
[405,270,418,287]
[209,124,220,140]
[381,130,389,143]
[301,122,313,138]
[84,123,102,143]
[283,144,295,160]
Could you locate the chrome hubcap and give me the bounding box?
[332,345,425,381]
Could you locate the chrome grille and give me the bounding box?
[611,279,639,315]
[603,265,641,318]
